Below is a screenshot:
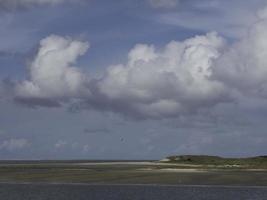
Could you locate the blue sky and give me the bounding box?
[1,0,267,160]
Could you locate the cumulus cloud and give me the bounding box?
[213,7,267,98]
[148,0,179,8]
[94,6,267,119]
[0,138,29,151]
[11,5,267,120]
[15,35,90,107]
[96,32,228,118]
[14,32,229,118]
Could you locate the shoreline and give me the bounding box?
[1,182,267,189]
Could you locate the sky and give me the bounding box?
[1,0,267,160]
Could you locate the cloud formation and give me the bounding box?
[15,32,228,118]
[96,32,227,118]
[9,6,267,119]
[15,35,90,106]
[213,8,267,98]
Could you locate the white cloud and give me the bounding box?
[148,0,179,9]
[97,32,228,118]
[95,5,267,118]
[14,32,230,118]
[12,5,267,120]
[213,7,267,98]
[16,35,90,102]
[0,138,29,151]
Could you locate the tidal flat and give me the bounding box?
[0,160,267,186]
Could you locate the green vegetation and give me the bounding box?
[164,155,267,169]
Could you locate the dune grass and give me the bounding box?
[164,155,267,169]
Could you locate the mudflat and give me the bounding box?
[0,161,267,186]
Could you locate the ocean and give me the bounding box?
[0,183,267,200]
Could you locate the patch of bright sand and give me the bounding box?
[139,168,205,173]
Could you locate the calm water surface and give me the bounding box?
[0,183,267,200]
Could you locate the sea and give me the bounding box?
[0,183,267,200]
